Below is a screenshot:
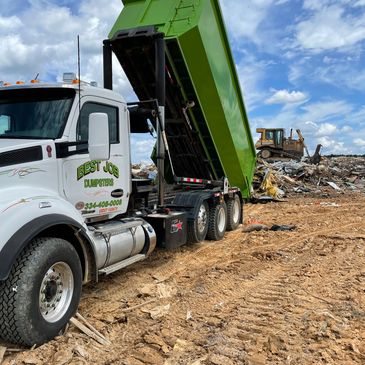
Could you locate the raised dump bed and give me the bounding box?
[109,0,256,197]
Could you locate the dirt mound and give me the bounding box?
[2,164,365,364]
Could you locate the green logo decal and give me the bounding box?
[77,161,119,181]
[77,161,101,180]
[84,178,114,188]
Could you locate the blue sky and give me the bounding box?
[0,0,364,160]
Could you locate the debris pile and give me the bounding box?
[253,156,365,200]
[132,163,157,179]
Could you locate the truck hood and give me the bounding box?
[0,139,59,208]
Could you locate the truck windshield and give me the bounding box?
[0,88,75,139]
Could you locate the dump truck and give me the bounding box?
[256,128,309,160]
[0,0,256,346]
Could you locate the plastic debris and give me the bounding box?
[270,224,296,231]
[327,181,341,190]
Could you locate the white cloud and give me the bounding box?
[302,0,326,11]
[130,137,155,163]
[316,136,349,154]
[354,138,365,146]
[341,125,353,133]
[0,0,124,89]
[314,63,365,92]
[221,0,274,44]
[296,4,365,51]
[298,121,337,138]
[0,35,37,71]
[354,0,365,7]
[322,56,333,64]
[351,107,365,124]
[0,16,22,31]
[301,100,353,122]
[265,89,308,104]
[235,50,272,111]
[316,122,337,136]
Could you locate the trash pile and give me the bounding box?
[132,163,157,179]
[253,156,365,200]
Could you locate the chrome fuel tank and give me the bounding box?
[91,218,156,269]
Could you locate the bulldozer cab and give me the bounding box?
[255,128,309,160]
[256,128,284,148]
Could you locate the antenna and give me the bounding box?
[77,35,81,114]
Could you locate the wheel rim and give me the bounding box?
[261,150,271,159]
[232,199,240,224]
[39,262,74,323]
[217,206,226,233]
[197,203,208,234]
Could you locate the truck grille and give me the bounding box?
[0,146,43,167]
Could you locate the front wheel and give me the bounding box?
[0,237,82,346]
[207,202,227,241]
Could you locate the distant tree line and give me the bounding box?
[324,154,365,158]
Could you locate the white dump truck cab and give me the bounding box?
[0,80,131,218]
[0,78,164,346]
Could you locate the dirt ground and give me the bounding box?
[2,191,365,365]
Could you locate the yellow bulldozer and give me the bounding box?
[255,128,322,163]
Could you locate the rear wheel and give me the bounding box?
[0,237,82,346]
[207,202,227,241]
[187,201,209,243]
[226,195,242,231]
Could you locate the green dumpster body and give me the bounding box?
[110,0,256,198]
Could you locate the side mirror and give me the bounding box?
[88,112,110,161]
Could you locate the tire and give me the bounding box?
[187,201,209,243]
[226,195,242,231]
[261,149,271,159]
[0,237,82,346]
[207,202,227,241]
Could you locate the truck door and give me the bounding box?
[62,98,130,218]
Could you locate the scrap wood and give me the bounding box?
[142,304,171,319]
[281,175,297,185]
[302,289,334,305]
[70,315,111,346]
[121,298,158,313]
[0,346,6,364]
[3,348,23,354]
[75,313,110,345]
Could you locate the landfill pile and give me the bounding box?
[253,156,365,200]
[132,163,157,179]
